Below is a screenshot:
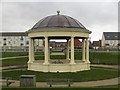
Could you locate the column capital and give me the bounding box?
[44,36,48,38]
[71,36,75,38]
[86,37,89,40]
[66,38,69,41]
[28,37,32,39]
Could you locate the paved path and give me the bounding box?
[9,77,119,87]
[91,64,119,69]
[73,77,120,87]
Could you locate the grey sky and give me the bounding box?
[1,1,118,41]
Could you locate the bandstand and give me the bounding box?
[27,11,92,72]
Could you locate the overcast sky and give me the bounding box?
[0,1,118,41]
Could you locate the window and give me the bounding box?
[105,44,109,46]
[21,43,23,46]
[3,43,6,46]
[21,36,24,40]
[3,38,6,40]
[26,41,29,45]
[8,41,11,44]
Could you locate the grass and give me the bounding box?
[1,51,119,66]
[2,57,28,66]
[90,52,119,65]
[1,52,28,58]
[1,52,44,58]
[2,68,118,82]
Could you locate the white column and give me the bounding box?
[82,39,86,62]
[86,38,90,63]
[44,36,49,64]
[48,39,50,60]
[28,38,34,63]
[70,36,75,64]
[32,39,35,61]
[66,39,70,60]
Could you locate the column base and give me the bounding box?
[28,62,90,72]
[27,61,34,63]
[43,62,49,65]
[85,60,90,63]
[66,58,70,60]
[82,60,86,62]
[69,62,76,65]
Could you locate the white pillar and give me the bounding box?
[32,39,35,61]
[28,38,34,63]
[86,38,90,63]
[70,36,75,64]
[66,39,70,60]
[44,36,49,64]
[48,39,50,60]
[82,39,86,62]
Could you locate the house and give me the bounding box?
[49,39,82,49]
[92,40,101,49]
[0,32,89,51]
[0,32,43,51]
[101,32,120,49]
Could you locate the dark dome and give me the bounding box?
[32,13,86,29]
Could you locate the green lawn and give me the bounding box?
[2,57,28,66]
[2,68,118,82]
[1,52,28,58]
[1,51,119,66]
[90,52,119,65]
[1,52,44,58]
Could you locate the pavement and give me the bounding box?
[7,77,120,87]
[73,77,120,87]
[91,64,119,69]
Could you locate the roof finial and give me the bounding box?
[57,10,60,15]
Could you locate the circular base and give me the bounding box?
[28,62,90,72]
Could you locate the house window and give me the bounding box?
[4,43,6,46]
[3,38,6,40]
[8,41,11,44]
[105,44,109,46]
[21,43,23,46]
[21,36,24,40]
[26,41,29,45]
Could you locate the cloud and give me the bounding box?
[1,2,118,41]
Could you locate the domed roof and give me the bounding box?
[31,11,86,29]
